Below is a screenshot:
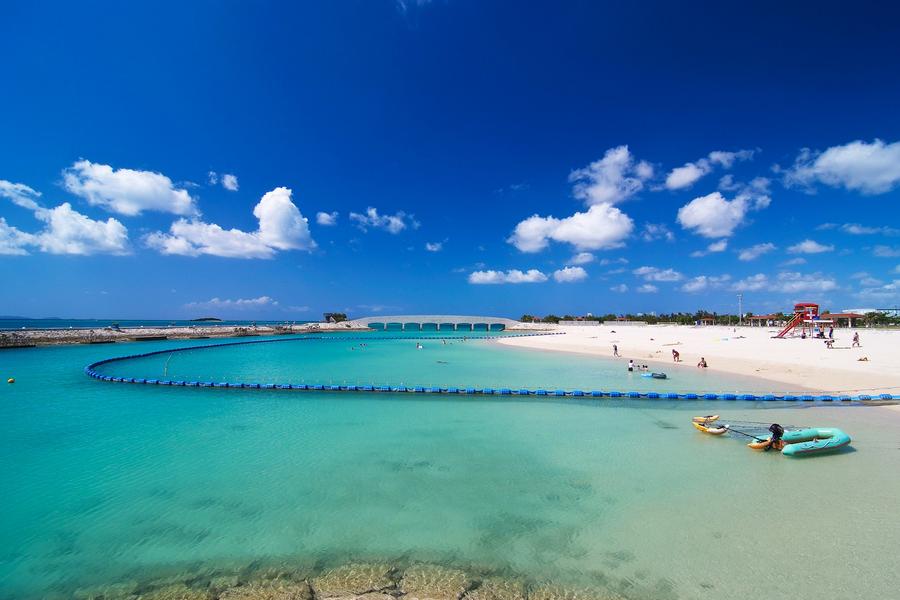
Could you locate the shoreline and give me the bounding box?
[0,323,372,348]
[497,324,900,395]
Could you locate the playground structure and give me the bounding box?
[774,303,833,339]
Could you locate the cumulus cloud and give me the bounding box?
[641,223,674,242]
[63,159,197,216]
[610,283,629,293]
[780,139,900,194]
[553,266,588,283]
[0,218,35,255]
[665,149,754,190]
[568,252,595,265]
[185,296,278,310]
[0,180,42,210]
[221,174,239,191]
[468,269,548,284]
[633,266,683,282]
[349,207,418,234]
[738,242,776,261]
[425,241,443,252]
[316,211,338,226]
[681,274,731,293]
[732,274,769,292]
[636,284,658,293]
[835,223,900,235]
[857,279,900,300]
[569,146,653,205]
[781,257,806,266]
[731,272,837,293]
[508,204,634,253]
[873,245,900,257]
[787,239,834,254]
[144,186,315,258]
[690,239,728,257]
[676,189,770,238]
[1,179,130,256]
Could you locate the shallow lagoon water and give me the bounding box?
[2,334,898,599]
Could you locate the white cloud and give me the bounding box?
[738,242,776,261]
[731,272,837,293]
[641,223,674,242]
[732,274,769,291]
[856,279,900,300]
[508,203,634,252]
[781,139,900,194]
[633,266,683,282]
[681,274,731,293]
[872,245,900,258]
[63,159,197,216]
[425,241,443,252]
[707,239,728,253]
[691,239,729,257]
[0,180,42,210]
[316,211,339,226]
[185,296,278,310]
[349,207,418,234]
[0,217,35,255]
[569,145,653,205]
[776,271,837,293]
[568,252,595,265]
[468,269,547,284]
[665,149,754,190]
[676,189,770,238]
[221,174,239,191]
[253,187,314,251]
[144,186,315,258]
[599,257,628,266]
[787,239,834,254]
[33,203,129,255]
[1,179,130,256]
[552,266,588,283]
[208,171,219,185]
[636,284,658,293]
[781,257,806,266]
[610,283,629,293]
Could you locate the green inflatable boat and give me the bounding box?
[780,427,851,456]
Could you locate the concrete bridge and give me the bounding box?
[345,315,520,331]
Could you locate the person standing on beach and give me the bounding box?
[613,344,619,357]
[672,349,680,362]
[852,332,860,347]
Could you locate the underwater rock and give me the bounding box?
[400,564,469,600]
[528,584,622,600]
[74,580,140,600]
[219,580,313,600]
[461,578,525,600]
[311,563,396,598]
[136,583,211,600]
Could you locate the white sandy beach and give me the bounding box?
[499,324,900,395]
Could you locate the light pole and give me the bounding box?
[737,293,743,326]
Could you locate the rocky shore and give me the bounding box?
[0,323,370,348]
[67,560,648,600]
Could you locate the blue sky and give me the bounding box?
[2,1,900,319]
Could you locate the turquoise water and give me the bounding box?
[2,334,898,599]
[91,333,780,393]
[0,318,306,331]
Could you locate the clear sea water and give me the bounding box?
[2,333,898,599]
[0,319,308,331]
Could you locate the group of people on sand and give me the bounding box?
[616,344,708,370]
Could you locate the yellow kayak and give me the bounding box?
[693,421,729,435]
[692,415,720,424]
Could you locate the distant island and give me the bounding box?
[190,317,223,322]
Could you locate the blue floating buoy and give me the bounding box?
[703,393,718,400]
[535,389,547,396]
[665,393,679,399]
[609,391,621,398]
[628,391,641,398]
[572,390,584,397]
[591,391,603,397]
[647,392,659,399]
[723,393,737,401]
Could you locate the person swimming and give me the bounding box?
[628,359,634,372]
